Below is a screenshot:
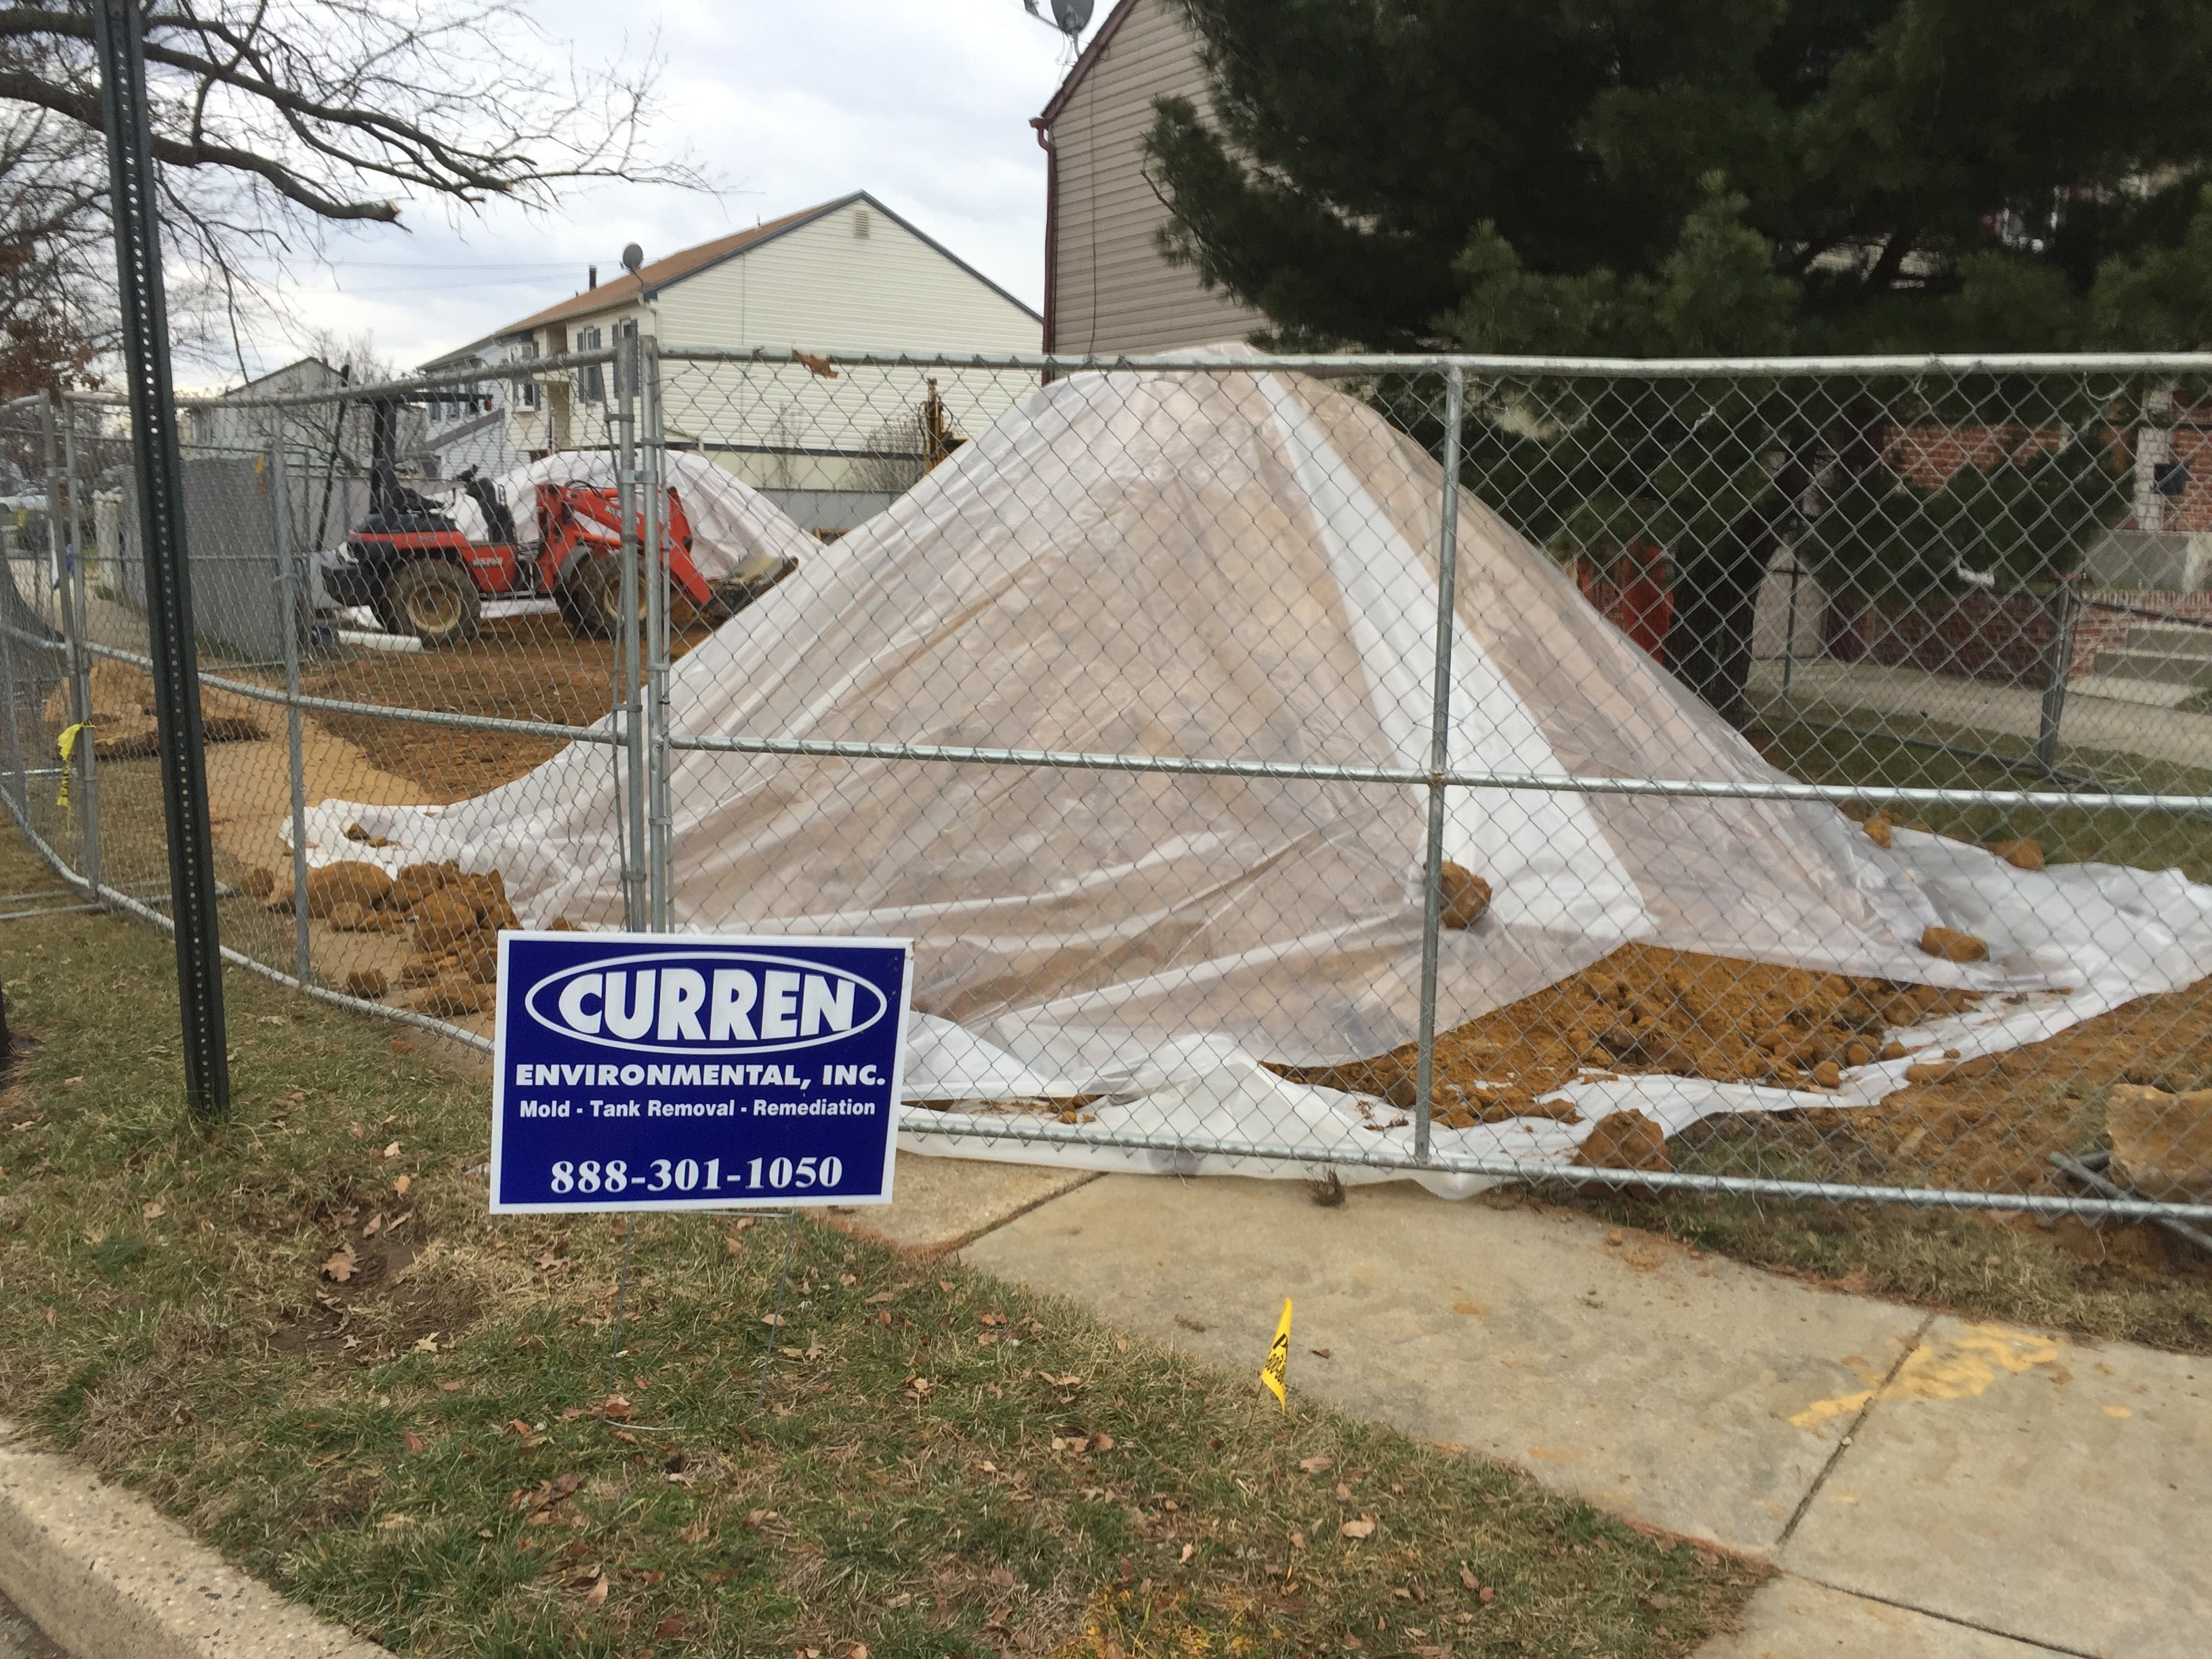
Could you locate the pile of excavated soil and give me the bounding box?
[244,855,543,1021]
[1277,941,2212,1200]
[1279,943,1982,1125]
[1838,975,2212,1195]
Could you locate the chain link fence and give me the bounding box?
[7,344,2212,1223]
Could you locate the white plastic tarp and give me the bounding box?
[296,363,2212,1189]
[436,450,813,581]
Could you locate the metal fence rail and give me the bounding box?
[8,347,2212,1222]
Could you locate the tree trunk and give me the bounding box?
[1664,526,1777,729]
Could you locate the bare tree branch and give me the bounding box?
[0,0,697,378]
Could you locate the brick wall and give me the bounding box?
[1820,588,2212,685]
[1889,415,2212,533]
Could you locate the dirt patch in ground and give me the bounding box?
[43,657,267,757]
[298,613,714,802]
[1279,943,1982,1123]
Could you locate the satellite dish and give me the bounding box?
[620,243,644,276]
[1023,0,1092,35]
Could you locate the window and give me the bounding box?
[578,325,605,403]
[512,342,540,411]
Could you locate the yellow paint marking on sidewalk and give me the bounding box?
[1791,1324,2062,1429]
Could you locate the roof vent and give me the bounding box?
[852,207,871,239]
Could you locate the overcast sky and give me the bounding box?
[251,0,1090,378]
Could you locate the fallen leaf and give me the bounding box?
[394,1174,411,1197]
[1460,1565,1479,1591]
[938,1279,954,1292]
[676,1515,712,1544]
[1290,1530,1307,1550]
[1334,1482,1353,1500]
[380,1141,401,1160]
[401,1431,425,1454]
[653,1612,686,1639]
[1093,1432,1115,1452]
[349,1122,363,1139]
[440,1380,462,1393]
[585,1574,608,1607]
[377,1513,412,1529]
[598,1396,634,1421]
[761,1313,787,1328]
[1114,1336,1128,1353]
[321,1248,357,1283]
[1310,1347,1332,1359]
[863,1291,895,1305]
[361,1212,385,1238]
[724,1233,746,1256]
[140,1201,165,1220]
[1340,1516,1376,1540]
[1299,1455,1334,1474]
[1479,1586,1495,1605]
[1179,1543,1195,1563]
[411,1333,439,1353]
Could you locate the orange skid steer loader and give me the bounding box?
[325,395,792,647]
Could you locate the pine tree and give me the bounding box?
[1147,0,2212,720]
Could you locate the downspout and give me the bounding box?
[1031,116,1058,380]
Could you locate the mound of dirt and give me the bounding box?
[1279,943,1981,1125]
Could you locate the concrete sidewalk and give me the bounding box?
[1750,658,2212,775]
[852,1159,2211,1658]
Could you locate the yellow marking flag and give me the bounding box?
[55,722,88,807]
[1260,1296,1293,1410]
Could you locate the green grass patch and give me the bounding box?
[1749,714,2212,882]
[0,832,1759,1658]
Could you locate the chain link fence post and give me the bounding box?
[1412,364,1467,1163]
[643,335,672,933]
[0,493,24,823]
[93,0,229,1116]
[58,398,100,899]
[2035,570,2082,775]
[617,336,647,931]
[273,440,311,984]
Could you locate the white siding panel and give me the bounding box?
[653,211,1038,354]
[649,213,1038,489]
[1047,0,1266,354]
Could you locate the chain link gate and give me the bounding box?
[12,345,2212,1225]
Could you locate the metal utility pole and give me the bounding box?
[92,0,230,1116]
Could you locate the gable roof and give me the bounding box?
[1038,0,1145,125]
[493,191,1040,339]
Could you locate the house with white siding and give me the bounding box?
[417,192,1041,535]
[1033,0,1264,356]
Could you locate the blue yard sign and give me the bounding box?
[490,932,913,1213]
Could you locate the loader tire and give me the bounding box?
[558,556,621,639]
[386,559,480,648]
[559,556,672,641]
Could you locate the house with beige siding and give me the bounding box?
[1033,0,1265,355]
[417,192,1040,535]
